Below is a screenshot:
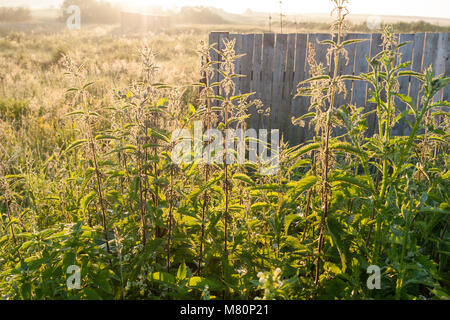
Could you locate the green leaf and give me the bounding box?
[176,262,187,281]
[94,269,113,295]
[289,143,320,161]
[326,216,349,273]
[95,134,118,141]
[82,82,95,90]
[287,175,318,200]
[331,174,374,194]
[149,272,176,285]
[284,214,301,235]
[330,142,365,157]
[250,202,269,211]
[299,75,331,85]
[341,38,368,47]
[188,103,196,116]
[65,110,85,117]
[283,236,311,253]
[232,173,255,186]
[65,139,87,153]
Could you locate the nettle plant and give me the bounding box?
[292,0,450,298]
[0,0,448,301]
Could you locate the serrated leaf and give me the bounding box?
[65,140,87,153]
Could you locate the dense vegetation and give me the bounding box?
[61,0,121,24]
[0,0,449,300]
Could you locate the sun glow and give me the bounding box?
[111,0,450,19]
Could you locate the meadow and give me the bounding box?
[0,0,449,300]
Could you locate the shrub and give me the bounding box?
[60,0,121,24]
[0,7,31,22]
[0,98,30,122]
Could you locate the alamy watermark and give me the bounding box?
[66,265,81,290]
[366,265,381,290]
[66,5,81,30]
[171,121,280,175]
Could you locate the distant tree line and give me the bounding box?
[175,7,230,25]
[60,0,121,24]
[0,7,31,22]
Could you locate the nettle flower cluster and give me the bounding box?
[256,268,285,300]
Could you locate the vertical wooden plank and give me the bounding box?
[365,33,384,136]
[351,34,371,108]
[272,34,288,135]
[240,34,255,129]
[240,34,254,95]
[229,33,243,94]
[433,33,449,129]
[291,34,308,145]
[305,33,332,77]
[419,33,439,133]
[252,34,263,130]
[208,32,220,102]
[410,33,425,110]
[433,33,448,101]
[394,33,415,136]
[303,33,331,140]
[443,33,450,102]
[339,33,358,108]
[261,33,275,130]
[216,32,229,119]
[217,32,230,89]
[283,33,296,145]
[422,33,439,76]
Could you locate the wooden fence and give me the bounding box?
[208,32,450,145]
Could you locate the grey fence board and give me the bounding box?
[229,34,242,93]
[444,33,450,102]
[395,33,415,136]
[272,34,288,137]
[352,34,371,109]
[292,34,308,143]
[262,33,275,130]
[241,34,255,129]
[341,33,358,108]
[283,34,296,142]
[251,34,263,130]
[410,33,425,109]
[365,33,384,136]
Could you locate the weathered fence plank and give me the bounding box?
[395,33,415,136]
[434,33,448,101]
[252,34,263,130]
[217,32,229,93]
[262,33,275,130]
[208,32,219,86]
[241,34,255,129]
[340,33,358,109]
[272,34,288,134]
[422,33,439,80]
[444,33,450,102]
[240,34,254,96]
[229,34,242,93]
[291,34,308,144]
[352,34,371,109]
[282,34,296,142]
[365,33,385,136]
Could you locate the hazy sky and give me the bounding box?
[113,0,450,19]
[1,0,450,19]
